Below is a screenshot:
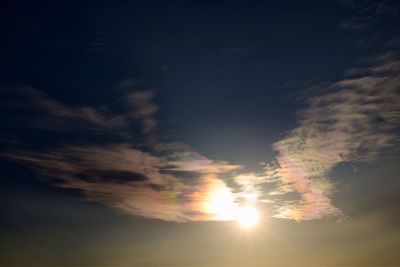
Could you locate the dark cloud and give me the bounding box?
[125,90,158,134]
[337,0,400,32]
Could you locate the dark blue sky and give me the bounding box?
[1,1,400,266]
[1,1,367,162]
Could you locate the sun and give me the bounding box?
[202,181,261,228]
[236,205,260,229]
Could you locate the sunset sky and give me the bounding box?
[1,1,400,266]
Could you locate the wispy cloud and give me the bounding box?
[265,53,400,220]
[337,0,400,32]
[0,86,127,131]
[2,51,399,222]
[2,143,184,221]
[117,79,160,146]
[2,142,242,222]
[0,84,242,222]
[126,90,158,134]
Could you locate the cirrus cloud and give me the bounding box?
[265,53,400,221]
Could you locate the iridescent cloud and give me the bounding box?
[3,143,240,222]
[0,85,241,222]
[1,52,399,222]
[266,53,400,220]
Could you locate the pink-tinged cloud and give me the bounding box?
[0,84,245,222]
[2,55,400,223]
[266,55,400,221]
[2,142,242,222]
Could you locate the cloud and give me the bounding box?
[337,0,400,32]
[266,53,400,221]
[1,141,242,222]
[115,80,160,147]
[0,86,127,132]
[0,85,242,222]
[2,53,399,223]
[163,148,241,174]
[125,90,158,134]
[2,144,187,221]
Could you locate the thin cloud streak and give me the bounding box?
[0,86,127,131]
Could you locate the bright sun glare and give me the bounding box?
[205,182,260,229]
[236,205,260,229]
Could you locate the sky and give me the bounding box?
[0,0,400,266]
